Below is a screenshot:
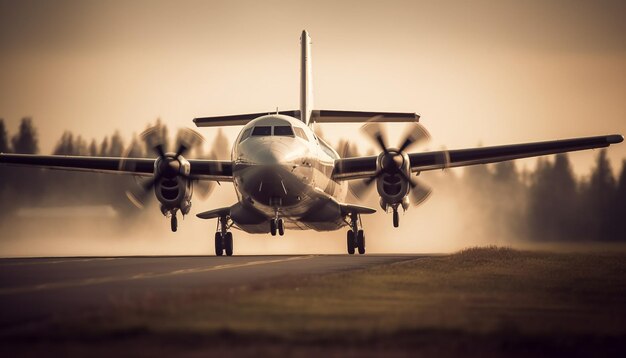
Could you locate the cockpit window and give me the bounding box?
[251,126,272,136]
[274,126,294,136]
[293,127,308,141]
[239,128,252,143]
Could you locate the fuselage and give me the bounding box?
[230,114,349,233]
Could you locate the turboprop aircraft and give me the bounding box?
[0,30,623,256]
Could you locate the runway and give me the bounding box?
[0,255,421,330]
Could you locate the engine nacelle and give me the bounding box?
[155,176,192,215]
[377,173,410,211]
[153,154,193,215]
[375,150,411,212]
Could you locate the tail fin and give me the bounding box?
[300,30,313,125]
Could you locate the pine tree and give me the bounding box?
[109,131,124,157]
[74,135,88,155]
[584,149,616,240]
[143,119,169,155]
[53,131,74,155]
[100,137,109,157]
[127,133,145,158]
[615,160,626,240]
[0,119,10,153]
[212,128,230,159]
[89,139,98,156]
[527,155,578,241]
[0,119,10,215]
[491,160,526,238]
[11,117,38,154]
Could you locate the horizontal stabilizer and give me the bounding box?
[194,110,299,127]
[194,109,419,127]
[312,110,419,123]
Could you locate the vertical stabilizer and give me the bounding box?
[300,30,313,125]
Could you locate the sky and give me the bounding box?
[1,0,625,176]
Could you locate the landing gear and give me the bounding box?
[171,213,178,232]
[347,230,355,255]
[277,219,285,236]
[393,209,399,228]
[346,213,365,255]
[215,216,234,256]
[270,218,285,236]
[270,219,277,236]
[356,230,365,254]
[215,232,223,256]
[224,232,233,256]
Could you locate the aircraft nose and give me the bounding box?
[249,148,282,165]
[248,142,294,165]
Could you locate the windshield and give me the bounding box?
[274,126,294,136]
[251,126,272,136]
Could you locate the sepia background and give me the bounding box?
[0,0,625,256]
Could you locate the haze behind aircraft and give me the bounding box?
[0,30,623,256]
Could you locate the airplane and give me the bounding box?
[0,30,623,256]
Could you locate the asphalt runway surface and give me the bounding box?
[0,254,421,330]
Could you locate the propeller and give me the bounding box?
[352,119,443,206]
[124,126,213,208]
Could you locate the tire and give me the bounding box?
[393,210,399,228]
[171,215,178,232]
[270,219,277,236]
[346,230,355,255]
[224,232,234,256]
[277,219,285,236]
[215,232,224,256]
[357,230,365,255]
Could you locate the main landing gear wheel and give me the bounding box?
[356,229,366,255]
[215,232,234,256]
[347,230,356,255]
[270,220,277,236]
[224,232,233,256]
[277,219,285,236]
[393,209,399,228]
[171,214,178,232]
[215,232,223,256]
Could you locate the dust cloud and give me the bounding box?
[0,167,523,257]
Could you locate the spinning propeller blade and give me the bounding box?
[357,118,439,206]
[124,125,207,209]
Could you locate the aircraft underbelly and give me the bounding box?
[232,163,347,232]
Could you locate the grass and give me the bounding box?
[4,246,626,356]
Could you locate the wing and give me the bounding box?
[333,134,624,180]
[0,154,233,181]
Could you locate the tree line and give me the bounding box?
[1,117,625,241]
[0,117,230,223]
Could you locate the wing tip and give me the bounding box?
[608,134,624,144]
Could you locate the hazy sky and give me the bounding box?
[1,0,625,176]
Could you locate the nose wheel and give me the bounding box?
[270,218,285,236]
[392,208,399,228]
[171,212,178,232]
